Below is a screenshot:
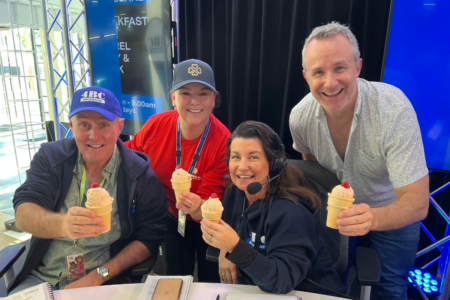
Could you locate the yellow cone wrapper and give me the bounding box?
[201,194,223,223]
[327,182,355,229]
[171,166,192,204]
[85,185,114,233]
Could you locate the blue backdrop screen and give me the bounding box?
[85,0,172,135]
[382,0,450,171]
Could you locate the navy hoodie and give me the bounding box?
[223,185,345,295]
[10,138,168,292]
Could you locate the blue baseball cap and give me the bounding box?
[172,59,216,92]
[69,86,122,121]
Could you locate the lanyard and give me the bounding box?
[176,116,211,174]
[79,167,105,206]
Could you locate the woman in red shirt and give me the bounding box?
[125,59,230,282]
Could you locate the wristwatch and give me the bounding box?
[97,266,109,282]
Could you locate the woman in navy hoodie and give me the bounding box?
[200,121,345,295]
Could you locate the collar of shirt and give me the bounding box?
[73,144,119,189]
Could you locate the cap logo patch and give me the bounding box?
[188,64,202,76]
[80,91,105,104]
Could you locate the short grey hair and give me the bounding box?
[302,21,360,70]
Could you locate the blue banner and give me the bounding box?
[382,0,450,171]
[85,0,172,134]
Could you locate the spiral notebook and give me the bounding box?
[5,282,54,300]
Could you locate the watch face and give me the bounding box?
[98,267,108,274]
[97,266,109,282]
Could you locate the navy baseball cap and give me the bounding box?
[69,86,122,121]
[172,59,216,92]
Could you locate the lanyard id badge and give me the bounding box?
[176,117,210,237]
[66,167,105,281]
[66,240,86,281]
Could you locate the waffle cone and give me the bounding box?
[171,179,192,203]
[86,202,113,233]
[326,194,355,230]
[201,208,223,223]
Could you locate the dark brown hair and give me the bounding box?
[214,91,222,108]
[227,121,321,208]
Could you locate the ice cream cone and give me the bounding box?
[201,208,223,223]
[326,194,355,229]
[201,193,223,223]
[171,179,192,203]
[86,202,113,233]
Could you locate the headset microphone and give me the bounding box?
[246,173,282,195]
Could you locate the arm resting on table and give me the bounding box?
[103,240,151,279]
[65,241,151,289]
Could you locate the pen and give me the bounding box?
[216,294,220,300]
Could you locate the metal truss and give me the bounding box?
[414,174,450,299]
[42,0,92,141]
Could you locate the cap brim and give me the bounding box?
[69,107,118,121]
[172,80,216,92]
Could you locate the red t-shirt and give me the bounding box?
[125,110,231,221]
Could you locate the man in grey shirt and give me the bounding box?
[10,86,167,294]
[289,22,429,300]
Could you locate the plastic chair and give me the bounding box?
[0,244,26,296]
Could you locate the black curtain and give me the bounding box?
[178,0,392,159]
[178,0,450,280]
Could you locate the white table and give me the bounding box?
[53,282,347,300]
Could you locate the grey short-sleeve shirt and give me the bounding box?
[289,78,428,208]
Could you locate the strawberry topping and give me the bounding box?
[91,183,101,189]
[341,181,351,189]
[211,193,218,198]
[176,165,182,170]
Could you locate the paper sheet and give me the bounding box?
[4,230,32,241]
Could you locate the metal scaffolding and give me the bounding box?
[42,0,92,141]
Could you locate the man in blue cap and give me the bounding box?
[9,86,168,294]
